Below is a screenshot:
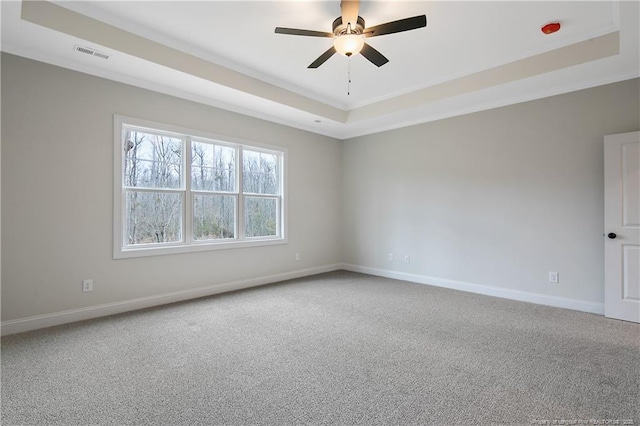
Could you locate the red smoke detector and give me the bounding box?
[541,22,561,34]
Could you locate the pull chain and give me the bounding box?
[347,57,352,96]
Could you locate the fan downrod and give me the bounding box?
[332,16,366,36]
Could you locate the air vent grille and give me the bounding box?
[74,45,109,60]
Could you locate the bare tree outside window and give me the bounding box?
[243,150,279,195]
[243,150,279,237]
[191,141,236,240]
[245,197,277,237]
[124,130,182,245]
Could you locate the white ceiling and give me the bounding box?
[2,1,639,139]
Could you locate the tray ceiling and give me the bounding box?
[2,1,638,138]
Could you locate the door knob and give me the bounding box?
[607,233,617,239]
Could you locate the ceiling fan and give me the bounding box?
[275,0,427,69]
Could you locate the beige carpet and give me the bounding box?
[2,271,639,425]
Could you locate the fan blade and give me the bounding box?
[275,27,333,38]
[341,0,359,28]
[364,15,427,38]
[308,46,337,68]
[360,43,389,67]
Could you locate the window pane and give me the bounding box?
[245,197,277,238]
[191,142,236,192]
[193,194,236,240]
[125,191,182,245]
[242,150,279,195]
[124,130,182,189]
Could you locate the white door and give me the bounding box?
[604,131,640,323]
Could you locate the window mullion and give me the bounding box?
[241,193,277,199]
[237,146,244,240]
[277,196,281,237]
[279,153,284,238]
[184,137,192,245]
[123,187,183,194]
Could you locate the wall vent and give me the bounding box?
[74,45,109,60]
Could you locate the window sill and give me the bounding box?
[114,237,287,259]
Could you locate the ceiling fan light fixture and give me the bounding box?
[333,34,365,57]
[275,0,426,68]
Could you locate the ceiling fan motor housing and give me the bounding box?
[332,16,366,35]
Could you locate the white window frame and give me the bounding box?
[113,115,287,259]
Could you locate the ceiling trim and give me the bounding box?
[21,0,348,124]
[348,31,620,122]
[343,69,639,140]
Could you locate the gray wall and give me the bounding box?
[1,53,342,321]
[342,78,640,304]
[2,52,639,324]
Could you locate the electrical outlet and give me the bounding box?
[82,279,93,292]
[295,253,300,262]
[549,272,559,283]
[404,255,410,264]
[387,253,394,262]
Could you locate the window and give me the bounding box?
[114,116,286,258]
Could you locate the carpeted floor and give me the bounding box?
[1,271,639,425]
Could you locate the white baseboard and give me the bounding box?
[341,263,604,315]
[1,264,342,336]
[2,263,604,336]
